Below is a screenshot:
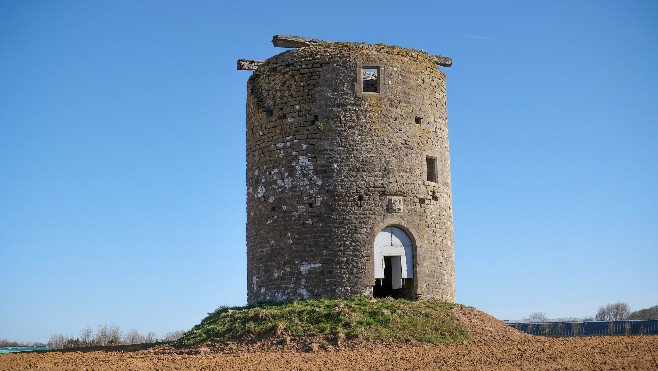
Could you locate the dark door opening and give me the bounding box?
[373,256,399,298]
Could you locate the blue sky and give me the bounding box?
[1,1,656,343]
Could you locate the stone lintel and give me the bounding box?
[272,35,323,48]
[237,59,264,71]
[429,55,453,67]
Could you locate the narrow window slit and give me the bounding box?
[426,156,437,182]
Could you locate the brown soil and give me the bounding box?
[3,306,657,370]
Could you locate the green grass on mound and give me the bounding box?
[172,297,468,347]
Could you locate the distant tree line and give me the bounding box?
[628,305,658,320]
[46,324,186,349]
[596,303,658,321]
[0,339,46,347]
[524,303,658,323]
[524,312,548,322]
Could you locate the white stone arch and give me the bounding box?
[374,226,414,289]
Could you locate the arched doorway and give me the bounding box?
[373,226,414,299]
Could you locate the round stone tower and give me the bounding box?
[240,36,455,305]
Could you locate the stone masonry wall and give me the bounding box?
[246,42,455,304]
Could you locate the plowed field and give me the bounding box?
[3,307,657,370]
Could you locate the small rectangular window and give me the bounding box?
[362,67,379,93]
[415,117,422,125]
[426,156,437,182]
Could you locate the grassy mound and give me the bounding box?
[172,297,468,347]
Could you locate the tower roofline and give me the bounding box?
[237,35,452,71]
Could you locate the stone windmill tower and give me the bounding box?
[238,35,455,305]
